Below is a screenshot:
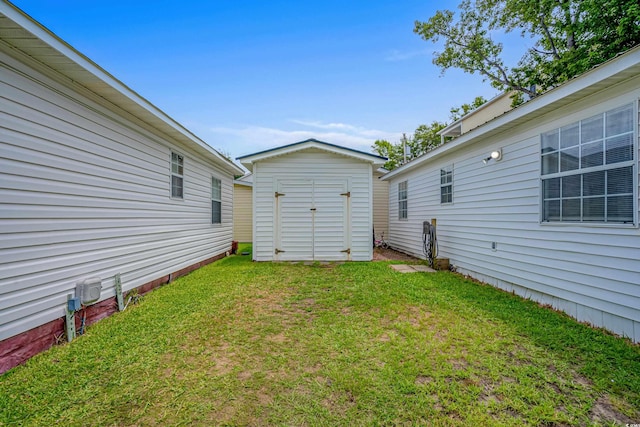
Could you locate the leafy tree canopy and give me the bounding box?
[372,138,404,171]
[375,1,640,171]
[414,0,640,98]
[372,97,487,170]
[449,95,487,122]
[373,125,446,171]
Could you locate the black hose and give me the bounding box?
[422,223,438,268]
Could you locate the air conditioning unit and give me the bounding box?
[76,278,102,305]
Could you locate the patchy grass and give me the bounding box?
[1,244,639,426]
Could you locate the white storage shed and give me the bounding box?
[238,139,386,261]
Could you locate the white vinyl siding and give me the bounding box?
[252,148,373,261]
[541,103,636,224]
[0,51,235,342]
[398,180,408,220]
[386,80,640,342]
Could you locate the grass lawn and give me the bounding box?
[1,244,639,426]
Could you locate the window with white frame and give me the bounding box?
[398,180,408,220]
[171,152,184,199]
[541,103,636,224]
[211,177,222,224]
[440,165,453,204]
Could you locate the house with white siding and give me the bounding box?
[238,139,386,261]
[382,46,640,343]
[0,2,244,373]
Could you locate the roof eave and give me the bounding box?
[237,139,387,171]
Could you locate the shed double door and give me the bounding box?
[275,179,350,261]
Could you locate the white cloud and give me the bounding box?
[199,122,402,161]
[289,120,361,132]
[384,49,430,62]
[289,120,398,140]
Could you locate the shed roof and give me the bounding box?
[382,45,640,181]
[237,138,387,172]
[0,1,243,176]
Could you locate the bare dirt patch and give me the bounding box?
[257,389,273,406]
[450,358,469,370]
[322,389,357,415]
[397,305,434,328]
[237,370,253,381]
[267,332,287,344]
[209,344,237,376]
[251,288,288,313]
[415,375,433,386]
[373,247,421,261]
[590,395,636,425]
[340,307,352,316]
[479,382,501,404]
[289,297,320,323]
[378,332,391,342]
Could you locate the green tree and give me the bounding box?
[449,96,487,121]
[414,97,487,155]
[414,0,640,98]
[372,139,403,170]
[412,121,447,154]
[372,98,488,170]
[372,123,447,170]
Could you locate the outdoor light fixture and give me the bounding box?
[483,149,502,164]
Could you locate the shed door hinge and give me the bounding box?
[340,192,351,197]
[275,248,285,254]
[340,248,351,254]
[275,192,286,198]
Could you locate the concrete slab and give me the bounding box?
[389,264,416,273]
[411,265,436,273]
[389,264,436,273]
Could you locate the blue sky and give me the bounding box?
[12,1,527,161]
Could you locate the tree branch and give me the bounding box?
[434,25,537,97]
[532,47,555,55]
[539,16,561,59]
